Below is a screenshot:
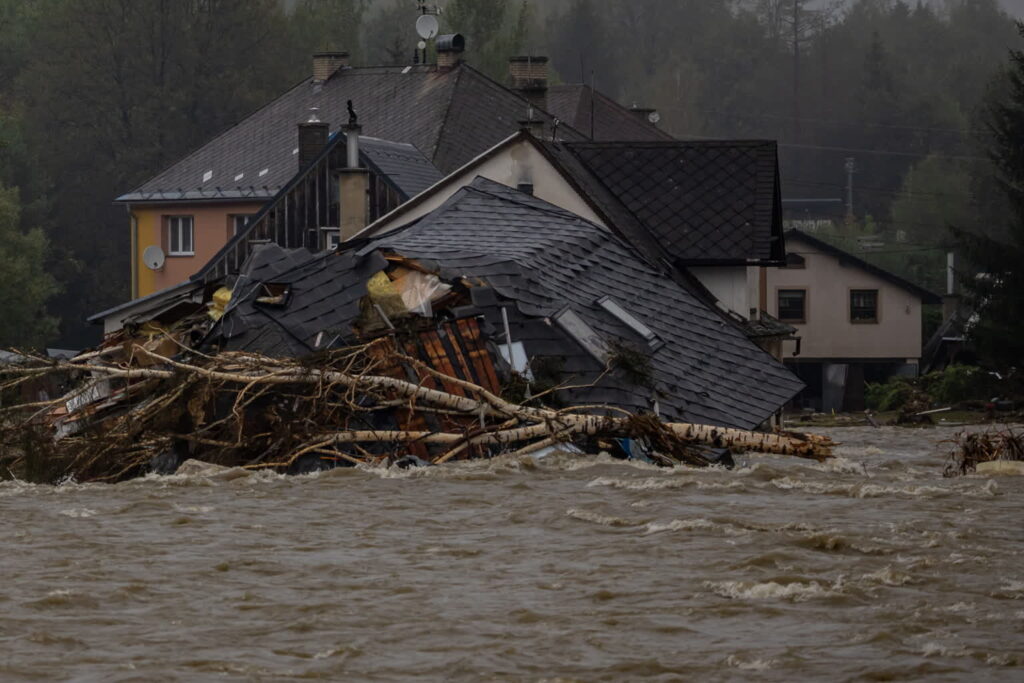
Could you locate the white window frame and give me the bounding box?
[167,216,194,256]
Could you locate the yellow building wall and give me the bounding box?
[131,202,265,298]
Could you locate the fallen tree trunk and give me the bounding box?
[0,343,834,483]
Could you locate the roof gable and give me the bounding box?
[787,229,941,303]
[559,140,785,265]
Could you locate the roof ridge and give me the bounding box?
[786,229,941,302]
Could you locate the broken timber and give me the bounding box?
[0,341,833,484]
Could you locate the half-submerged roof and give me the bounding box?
[367,178,801,428]
[787,229,941,304]
[214,177,801,428]
[539,139,786,266]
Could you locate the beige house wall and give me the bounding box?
[358,138,608,237]
[767,236,923,360]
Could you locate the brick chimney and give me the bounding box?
[509,56,548,111]
[313,51,349,82]
[437,34,466,70]
[298,120,329,168]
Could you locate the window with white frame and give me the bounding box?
[167,216,194,256]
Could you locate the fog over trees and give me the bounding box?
[0,0,1020,347]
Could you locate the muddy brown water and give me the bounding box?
[1,425,1022,681]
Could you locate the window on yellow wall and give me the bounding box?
[167,216,194,256]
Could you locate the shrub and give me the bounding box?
[865,377,916,411]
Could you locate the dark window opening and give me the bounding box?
[851,289,878,323]
[778,289,806,323]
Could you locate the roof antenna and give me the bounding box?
[551,117,560,142]
[347,99,358,126]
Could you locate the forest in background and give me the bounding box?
[0,0,1020,348]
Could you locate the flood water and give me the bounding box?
[1,424,1022,681]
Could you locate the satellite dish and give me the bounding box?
[143,245,166,271]
[648,111,661,125]
[416,14,439,40]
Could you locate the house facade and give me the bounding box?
[115,45,667,300]
[767,229,940,411]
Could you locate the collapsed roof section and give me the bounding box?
[209,177,803,430]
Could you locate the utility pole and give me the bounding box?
[845,156,856,223]
[792,0,801,142]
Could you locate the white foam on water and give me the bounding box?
[993,580,1024,599]
[704,579,834,601]
[643,518,748,537]
[919,641,970,658]
[173,504,214,514]
[770,477,855,495]
[587,475,746,492]
[58,508,97,518]
[859,565,913,587]
[725,654,776,671]
[565,507,645,528]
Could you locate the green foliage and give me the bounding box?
[0,185,58,348]
[865,376,916,412]
[443,0,535,79]
[866,364,1003,412]
[955,21,1024,369]
[918,364,994,405]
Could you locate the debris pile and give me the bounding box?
[944,428,1024,476]
[0,338,833,484]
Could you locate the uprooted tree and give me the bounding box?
[0,339,834,483]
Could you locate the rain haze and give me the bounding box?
[1,1,1023,680]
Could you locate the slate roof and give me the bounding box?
[787,229,941,304]
[215,177,803,429]
[118,132,441,203]
[355,136,442,200]
[118,62,670,204]
[368,178,802,428]
[537,140,786,266]
[546,84,674,142]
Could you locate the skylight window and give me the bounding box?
[553,307,608,362]
[202,170,213,182]
[596,296,663,350]
[258,168,269,177]
[234,173,244,182]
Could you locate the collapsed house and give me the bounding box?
[210,177,801,429]
[1,178,826,482]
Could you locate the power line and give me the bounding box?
[675,130,986,161]
[777,141,986,162]
[685,105,971,136]
[786,178,974,200]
